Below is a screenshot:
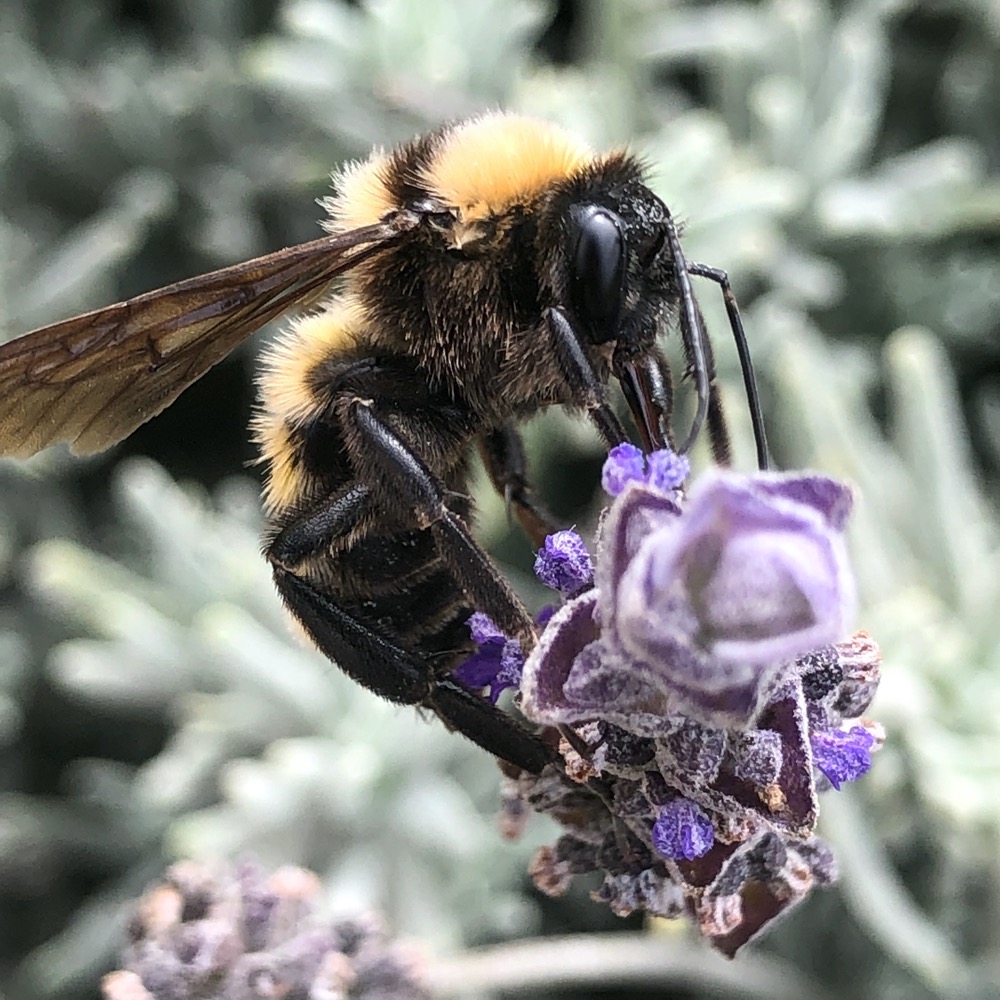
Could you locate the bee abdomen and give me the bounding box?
[304,527,474,672]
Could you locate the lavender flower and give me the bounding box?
[601,442,648,495]
[601,441,689,495]
[454,608,552,703]
[534,530,594,594]
[523,466,856,729]
[463,447,884,956]
[452,611,525,703]
[101,860,429,1000]
[652,798,715,860]
[811,725,877,789]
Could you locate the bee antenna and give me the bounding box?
[686,261,770,471]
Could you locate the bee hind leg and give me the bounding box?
[264,408,555,773]
[269,564,554,773]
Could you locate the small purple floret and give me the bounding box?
[652,798,715,860]
[810,726,876,790]
[646,449,690,492]
[498,638,526,690]
[534,530,594,594]
[467,611,505,646]
[602,443,647,496]
[602,444,690,497]
[453,614,512,703]
[454,613,532,704]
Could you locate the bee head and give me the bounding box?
[563,184,676,451]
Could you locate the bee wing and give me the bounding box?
[0,216,416,458]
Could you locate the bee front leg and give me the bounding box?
[478,423,560,549]
[544,306,630,447]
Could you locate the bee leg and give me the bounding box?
[544,306,630,448]
[478,424,560,549]
[663,219,711,456]
[269,564,553,774]
[706,363,732,466]
[691,313,732,466]
[347,399,536,647]
[266,484,372,568]
[428,676,555,773]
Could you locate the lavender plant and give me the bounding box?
[2,1,999,998]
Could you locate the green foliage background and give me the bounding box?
[1,1,999,998]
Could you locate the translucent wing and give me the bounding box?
[0,215,417,458]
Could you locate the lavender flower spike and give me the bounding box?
[504,452,880,956]
[103,860,429,1000]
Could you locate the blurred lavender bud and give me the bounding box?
[101,860,430,1000]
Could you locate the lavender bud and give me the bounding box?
[534,530,594,594]
[651,798,715,861]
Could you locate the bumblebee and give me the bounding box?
[0,112,767,774]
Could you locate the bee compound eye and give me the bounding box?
[570,206,625,344]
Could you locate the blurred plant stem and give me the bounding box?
[427,931,836,1000]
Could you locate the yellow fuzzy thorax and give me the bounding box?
[328,112,592,231]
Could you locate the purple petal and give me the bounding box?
[467,612,506,646]
[646,449,689,492]
[595,483,681,629]
[534,530,594,593]
[602,443,646,496]
[453,647,505,699]
[520,590,600,721]
[495,639,526,695]
[811,726,875,790]
[652,798,715,860]
[753,475,854,532]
